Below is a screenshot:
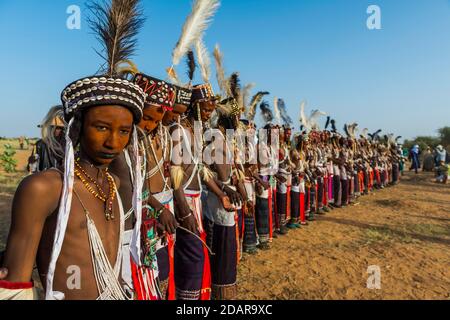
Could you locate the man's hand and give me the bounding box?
[158,207,179,235]
[176,201,199,235]
[180,214,198,235]
[245,201,254,217]
[275,174,287,184]
[220,195,234,212]
[223,185,242,207]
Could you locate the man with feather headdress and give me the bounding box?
[1,0,148,300]
[238,91,270,255]
[253,102,283,247]
[170,75,235,300]
[273,98,294,234]
[109,72,181,300]
[198,45,247,300]
[160,0,238,300]
[203,68,256,300]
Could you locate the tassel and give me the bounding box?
[170,165,185,190]
[201,165,215,182]
[166,67,181,86]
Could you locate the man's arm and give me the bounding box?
[170,126,198,233]
[147,193,178,236]
[203,177,234,211]
[2,172,60,283]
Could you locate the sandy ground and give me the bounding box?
[0,143,449,299]
[0,139,32,250]
[237,171,450,300]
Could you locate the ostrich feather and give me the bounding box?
[324,116,331,130]
[387,133,396,146]
[186,50,196,82]
[115,59,140,78]
[347,123,358,138]
[171,0,220,66]
[372,129,382,141]
[330,119,337,132]
[273,97,282,125]
[278,98,292,126]
[309,109,327,130]
[87,0,145,77]
[360,128,369,139]
[260,101,273,123]
[213,44,229,95]
[344,124,350,137]
[229,72,240,100]
[299,101,310,132]
[247,91,269,121]
[195,39,211,83]
[239,83,256,113]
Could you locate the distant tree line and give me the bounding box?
[403,127,450,152]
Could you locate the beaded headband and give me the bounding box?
[61,76,146,123]
[172,84,192,106]
[191,83,218,105]
[133,73,176,111]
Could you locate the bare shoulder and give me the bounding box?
[13,169,63,214]
[18,170,62,193]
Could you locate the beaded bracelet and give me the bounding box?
[178,213,192,222]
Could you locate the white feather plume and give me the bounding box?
[171,0,220,66]
[273,96,281,125]
[213,43,229,95]
[309,109,327,130]
[299,100,310,132]
[239,82,256,112]
[348,123,358,139]
[387,133,396,147]
[247,91,269,121]
[360,128,369,139]
[195,39,211,83]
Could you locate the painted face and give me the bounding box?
[163,103,188,125]
[80,105,134,166]
[198,100,216,122]
[139,105,165,134]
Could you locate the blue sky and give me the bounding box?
[0,0,449,140]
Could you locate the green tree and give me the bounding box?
[437,126,450,148]
[403,136,440,151]
[1,144,18,173]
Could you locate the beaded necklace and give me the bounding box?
[74,159,117,221]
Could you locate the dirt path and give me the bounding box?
[237,171,450,300]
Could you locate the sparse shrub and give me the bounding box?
[0,144,18,173]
